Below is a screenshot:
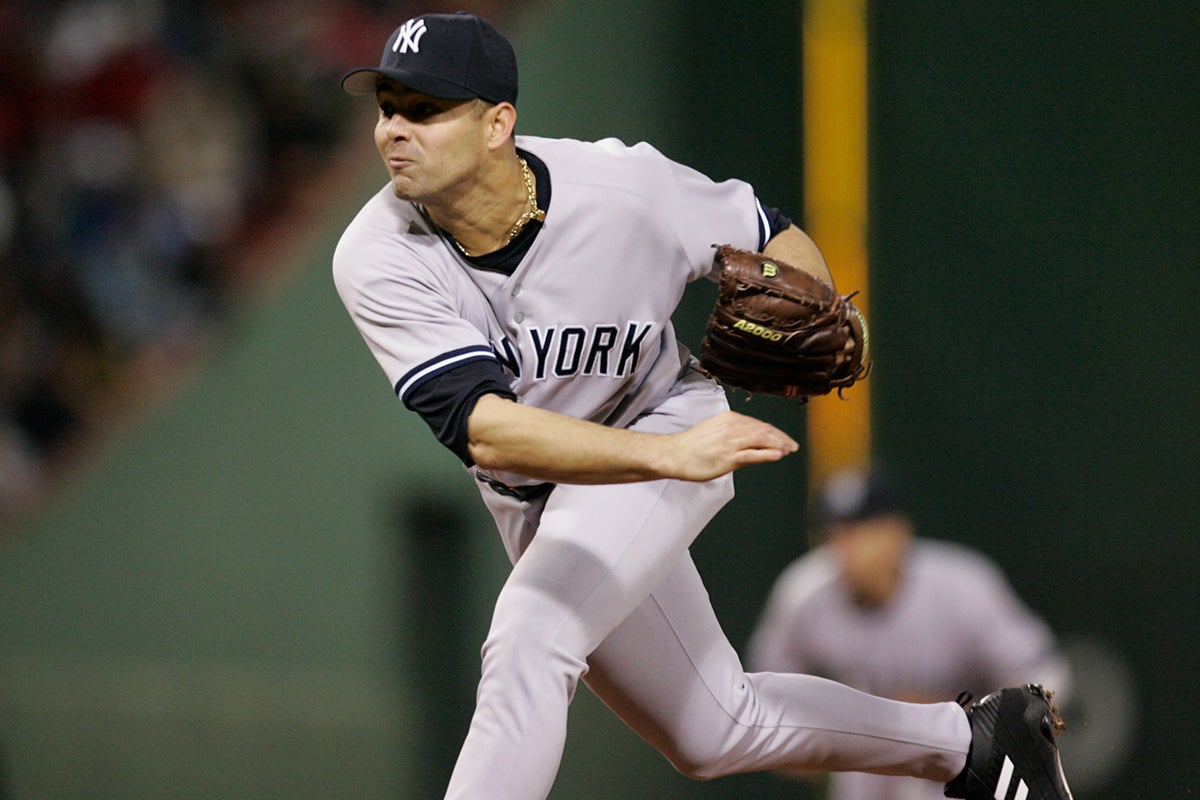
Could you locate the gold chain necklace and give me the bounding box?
[452,157,544,257]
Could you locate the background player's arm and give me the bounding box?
[763,225,835,288]
[466,393,797,484]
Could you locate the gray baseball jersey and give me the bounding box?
[749,539,1069,800]
[335,135,769,486]
[335,136,973,799]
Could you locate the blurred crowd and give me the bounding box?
[0,0,443,527]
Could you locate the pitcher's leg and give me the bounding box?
[445,474,733,800]
[583,555,970,781]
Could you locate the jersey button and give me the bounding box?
[514,312,525,323]
[511,283,522,297]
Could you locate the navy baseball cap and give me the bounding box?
[810,465,905,533]
[341,12,518,105]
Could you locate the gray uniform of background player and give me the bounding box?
[749,521,1070,800]
[335,120,971,800]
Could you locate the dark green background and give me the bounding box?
[0,1,1194,798]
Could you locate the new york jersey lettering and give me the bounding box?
[515,322,656,381]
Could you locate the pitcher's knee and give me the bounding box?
[658,674,767,781]
[671,759,722,782]
[660,725,741,781]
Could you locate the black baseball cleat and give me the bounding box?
[945,684,1072,800]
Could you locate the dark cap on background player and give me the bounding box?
[341,11,518,105]
[810,464,905,535]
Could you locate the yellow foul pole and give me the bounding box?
[803,0,871,481]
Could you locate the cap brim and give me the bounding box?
[340,67,479,99]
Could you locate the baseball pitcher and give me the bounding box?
[332,12,1073,800]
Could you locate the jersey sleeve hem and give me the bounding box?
[395,345,503,401]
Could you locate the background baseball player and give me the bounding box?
[749,464,1073,800]
[332,12,1072,800]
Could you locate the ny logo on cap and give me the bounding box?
[392,18,427,54]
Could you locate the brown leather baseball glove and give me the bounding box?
[698,244,870,399]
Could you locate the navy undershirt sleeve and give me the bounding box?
[761,204,793,247]
[402,359,516,465]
